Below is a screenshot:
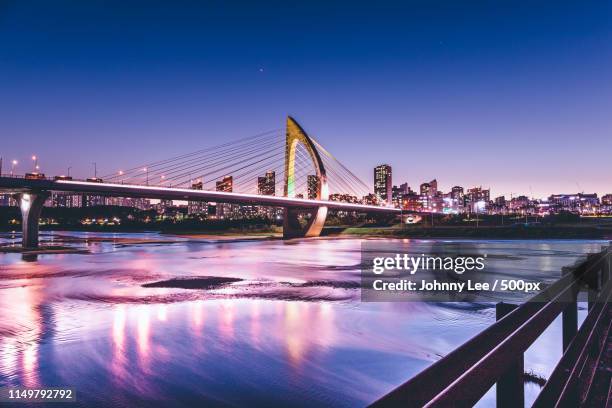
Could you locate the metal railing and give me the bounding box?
[370,244,611,407]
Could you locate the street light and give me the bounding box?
[118,170,124,184]
[32,155,38,172]
[11,160,18,176]
[143,167,148,185]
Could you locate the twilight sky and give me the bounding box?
[1,0,610,198]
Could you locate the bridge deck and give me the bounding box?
[0,176,400,213]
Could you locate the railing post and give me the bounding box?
[601,246,610,285]
[561,266,578,352]
[496,302,524,408]
[586,257,601,311]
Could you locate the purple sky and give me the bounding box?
[1,1,611,198]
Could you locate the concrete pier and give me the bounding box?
[15,191,49,248]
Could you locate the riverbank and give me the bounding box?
[2,224,610,241]
[327,224,612,240]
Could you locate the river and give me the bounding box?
[0,231,604,407]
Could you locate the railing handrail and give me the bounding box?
[370,245,611,407]
[532,278,611,407]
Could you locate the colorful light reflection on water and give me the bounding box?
[0,233,603,407]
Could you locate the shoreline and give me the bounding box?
[327,225,612,240]
[1,225,610,244]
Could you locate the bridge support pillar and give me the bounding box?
[283,206,327,239]
[14,192,49,249]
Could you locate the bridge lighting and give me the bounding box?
[20,193,31,213]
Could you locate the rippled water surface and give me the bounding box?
[0,232,604,407]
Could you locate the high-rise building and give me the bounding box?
[155,199,173,214]
[362,193,378,206]
[188,180,206,216]
[450,186,464,200]
[134,198,150,211]
[0,194,12,207]
[601,194,612,214]
[216,176,233,193]
[374,164,392,205]
[399,182,411,194]
[255,171,275,219]
[448,186,464,212]
[509,195,531,213]
[307,175,319,200]
[420,182,431,196]
[491,196,507,215]
[402,191,421,211]
[215,176,233,218]
[257,171,276,196]
[429,179,438,197]
[420,179,437,196]
[328,193,358,203]
[391,185,404,208]
[419,180,438,212]
[49,192,81,208]
[548,193,599,214]
[82,177,106,207]
[494,196,506,206]
[466,187,490,213]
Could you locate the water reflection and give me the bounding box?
[191,300,205,333]
[0,232,605,407]
[136,306,151,369]
[111,305,128,385]
[1,283,45,388]
[21,253,38,262]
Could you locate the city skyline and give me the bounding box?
[1,153,610,203]
[2,162,611,217]
[1,1,611,198]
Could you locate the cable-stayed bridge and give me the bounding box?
[0,117,400,247]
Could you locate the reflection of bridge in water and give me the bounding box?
[0,117,400,248]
